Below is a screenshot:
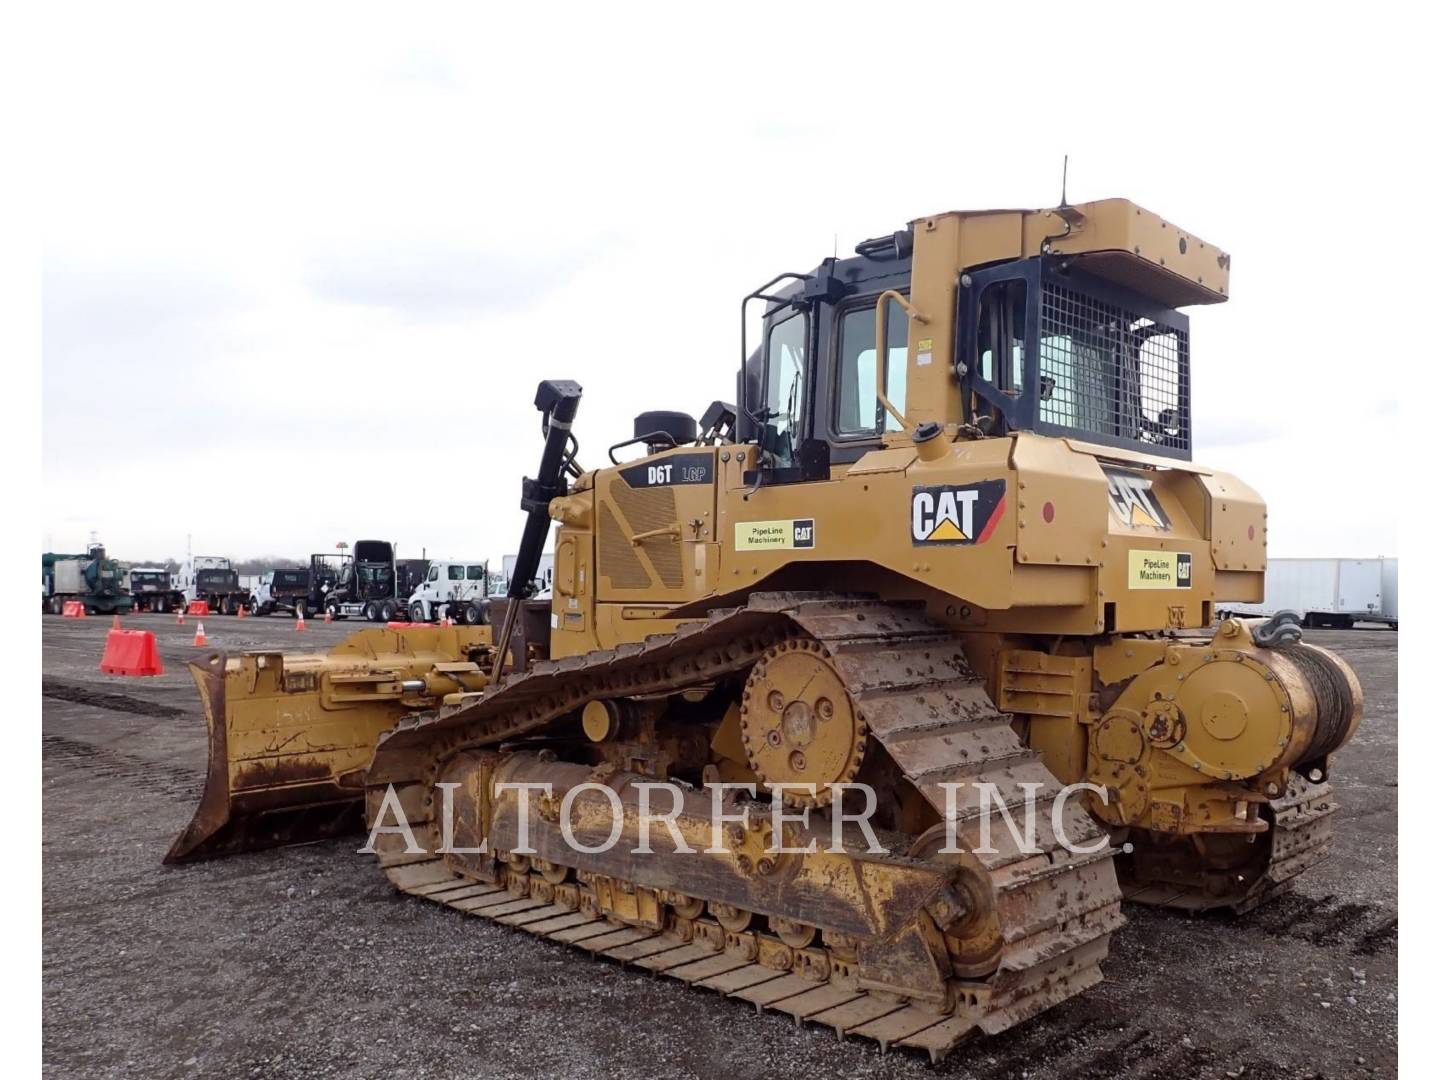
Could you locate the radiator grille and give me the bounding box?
[1038,281,1190,454]
[598,502,650,590]
[611,483,683,588]
[598,484,685,591]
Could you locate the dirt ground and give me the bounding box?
[41,614,1398,1079]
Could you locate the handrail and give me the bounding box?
[629,525,682,547]
[874,289,927,434]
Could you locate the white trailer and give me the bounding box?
[503,552,554,598]
[1381,557,1399,626]
[1222,557,1394,628]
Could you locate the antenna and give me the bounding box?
[1047,155,1085,241]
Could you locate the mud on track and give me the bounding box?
[42,614,1398,1079]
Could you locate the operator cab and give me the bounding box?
[738,233,914,480]
[739,205,1204,487]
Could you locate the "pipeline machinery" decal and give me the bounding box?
[1128,549,1192,589]
[911,480,1006,546]
[735,519,816,551]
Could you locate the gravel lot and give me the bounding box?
[42,615,1398,1078]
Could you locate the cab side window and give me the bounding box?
[762,312,807,466]
[976,280,1027,392]
[466,565,486,581]
[447,565,465,581]
[836,297,907,436]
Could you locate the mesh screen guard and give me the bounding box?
[960,259,1193,460]
[1037,278,1190,454]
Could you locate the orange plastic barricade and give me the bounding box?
[99,629,164,677]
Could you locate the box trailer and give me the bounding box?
[503,552,554,598]
[1381,557,1399,627]
[1221,557,1394,628]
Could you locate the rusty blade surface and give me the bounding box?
[166,626,493,864]
[163,654,372,863]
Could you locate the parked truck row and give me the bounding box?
[42,538,525,622]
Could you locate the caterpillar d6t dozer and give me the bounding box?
[169,198,1362,1061]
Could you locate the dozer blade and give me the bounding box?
[165,627,492,863]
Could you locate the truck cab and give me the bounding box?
[407,560,491,624]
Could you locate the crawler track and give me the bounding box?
[366,595,1124,1062]
[1123,773,1336,914]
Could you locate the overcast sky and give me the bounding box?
[41,6,1406,562]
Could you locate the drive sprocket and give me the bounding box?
[739,639,866,807]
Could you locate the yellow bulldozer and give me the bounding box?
[167,197,1362,1062]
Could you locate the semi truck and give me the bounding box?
[175,556,250,615]
[1221,557,1397,628]
[405,559,492,624]
[125,566,185,613]
[42,545,133,615]
[248,568,312,617]
[321,540,428,622]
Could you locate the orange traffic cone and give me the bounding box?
[112,614,121,631]
[176,609,185,625]
[296,610,306,632]
[193,621,208,647]
[237,605,247,619]
[324,609,333,624]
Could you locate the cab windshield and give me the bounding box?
[359,566,393,588]
[836,297,908,436]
